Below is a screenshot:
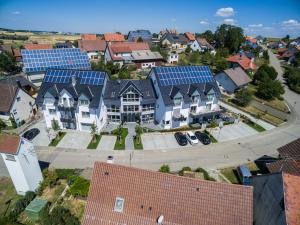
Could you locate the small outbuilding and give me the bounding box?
[25,198,48,221]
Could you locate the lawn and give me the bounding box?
[242,118,266,132]
[0,177,20,216]
[40,180,67,204]
[134,137,143,150]
[112,128,128,150]
[48,131,66,147]
[87,134,101,149]
[204,130,218,143]
[62,197,86,222]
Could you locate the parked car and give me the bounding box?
[195,131,211,145]
[237,165,252,185]
[174,132,188,146]
[22,128,40,141]
[186,131,199,145]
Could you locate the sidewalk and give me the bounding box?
[219,101,275,130]
[124,123,136,150]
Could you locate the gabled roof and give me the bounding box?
[196,38,214,50]
[127,30,152,42]
[131,50,163,61]
[227,54,257,71]
[24,44,53,50]
[222,67,252,87]
[245,36,257,44]
[104,33,125,42]
[0,82,18,113]
[81,34,97,40]
[83,162,253,225]
[0,134,20,155]
[184,32,195,41]
[107,42,150,61]
[278,138,300,161]
[162,33,188,45]
[78,39,106,52]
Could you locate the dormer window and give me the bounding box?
[123,87,139,102]
[207,93,215,102]
[174,97,182,106]
[79,99,89,106]
[191,94,200,104]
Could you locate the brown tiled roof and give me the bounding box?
[267,159,300,176]
[104,33,125,42]
[81,34,97,40]
[83,162,253,225]
[108,42,150,61]
[223,67,252,87]
[0,134,20,154]
[0,83,18,113]
[0,44,14,55]
[184,32,195,41]
[78,39,106,52]
[245,36,257,44]
[24,44,53,50]
[283,173,300,225]
[278,138,300,161]
[227,54,257,71]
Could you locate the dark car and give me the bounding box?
[22,128,40,141]
[195,131,211,145]
[174,132,188,146]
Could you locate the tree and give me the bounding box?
[284,67,300,93]
[159,164,170,173]
[282,34,290,43]
[40,206,80,225]
[0,119,7,132]
[90,122,97,143]
[292,52,300,67]
[215,57,228,72]
[185,45,192,54]
[0,52,20,74]
[189,51,201,64]
[198,30,214,43]
[118,67,130,79]
[136,37,143,42]
[234,89,253,106]
[152,33,158,39]
[256,79,285,100]
[253,64,278,84]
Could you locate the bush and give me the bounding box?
[37,169,59,195]
[234,89,253,106]
[195,168,215,181]
[253,64,278,84]
[159,164,170,173]
[179,167,192,176]
[55,169,76,180]
[256,79,285,100]
[39,205,80,225]
[68,177,90,197]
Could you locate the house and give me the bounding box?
[161,33,188,52]
[158,28,178,39]
[0,76,36,126]
[36,69,108,132]
[256,35,265,44]
[278,46,300,64]
[167,51,179,64]
[78,38,107,61]
[82,162,253,225]
[215,67,252,94]
[267,138,300,176]
[268,40,287,49]
[127,29,152,42]
[227,54,257,74]
[184,32,196,44]
[250,172,300,225]
[81,34,97,40]
[0,134,43,195]
[24,43,53,50]
[0,44,22,62]
[148,66,221,129]
[21,48,90,86]
[103,33,125,42]
[243,36,258,49]
[55,42,73,48]
[289,39,300,47]
[105,42,163,69]
[103,79,156,123]
[190,38,215,53]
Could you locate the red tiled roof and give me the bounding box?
[81,34,97,40]
[78,39,106,52]
[278,138,300,161]
[283,173,300,225]
[185,32,195,41]
[245,36,257,44]
[104,33,125,42]
[108,42,150,61]
[267,159,300,176]
[0,134,20,154]
[0,83,18,113]
[227,54,257,71]
[82,162,253,225]
[24,44,53,50]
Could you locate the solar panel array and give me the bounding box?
[43,69,106,86]
[21,48,91,73]
[155,66,214,86]
[128,30,152,42]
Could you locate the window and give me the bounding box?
[190,106,197,113]
[142,113,154,122]
[174,97,182,106]
[191,95,200,104]
[82,111,90,118]
[142,104,154,111]
[114,197,124,213]
[79,99,89,106]
[108,115,120,122]
[16,97,21,102]
[107,105,120,113]
[122,88,139,102]
[123,105,139,112]
[13,109,17,115]
[164,120,170,125]
[49,109,56,115]
[5,154,16,161]
[207,93,215,101]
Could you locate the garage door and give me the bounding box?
[81,123,92,131]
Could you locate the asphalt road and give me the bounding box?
[1,50,300,175]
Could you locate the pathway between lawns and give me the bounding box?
[124,123,136,150]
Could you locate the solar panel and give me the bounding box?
[21,48,91,73]
[43,69,106,86]
[155,66,214,86]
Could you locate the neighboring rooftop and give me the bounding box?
[24,44,53,50]
[131,50,163,61]
[78,39,106,52]
[223,67,252,87]
[162,33,188,45]
[184,32,196,41]
[104,33,125,42]
[82,162,253,225]
[197,38,214,50]
[107,42,150,61]
[81,34,97,40]
[0,82,18,113]
[127,30,152,42]
[0,134,20,155]
[278,138,300,161]
[227,54,257,71]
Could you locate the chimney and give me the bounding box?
[107,156,114,164]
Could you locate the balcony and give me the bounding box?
[60,117,76,123]
[189,108,223,118]
[172,114,187,122]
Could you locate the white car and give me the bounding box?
[186,131,199,145]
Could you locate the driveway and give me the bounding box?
[209,122,258,142]
[142,132,194,150]
[97,135,116,151]
[57,131,92,149]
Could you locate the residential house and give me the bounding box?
[105,42,163,69]
[184,32,196,44]
[127,29,152,42]
[78,38,107,61]
[81,34,97,40]
[103,79,156,123]
[55,42,73,48]
[82,162,253,225]
[190,38,215,53]
[278,46,300,64]
[0,76,36,126]
[227,54,257,74]
[21,48,90,86]
[0,134,43,196]
[268,41,287,49]
[36,69,108,132]
[103,33,125,42]
[215,67,252,94]
[250,172,300,225]
[289,39,300,47]
[24,43,53,50]
[0,44,22,62]
[243,36,258,49]
[158,28,178,39]
[167,51,179,64]
[148,66,221,129]
[161,33,188,52]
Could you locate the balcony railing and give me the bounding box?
[189,108,223,117]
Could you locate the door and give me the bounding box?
[81,123,92,131]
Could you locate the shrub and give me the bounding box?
[234,89,253,106]
[159,164,170,173]
[195,168,215,181]
[55,169,76,180]
[179,167,192,176]
[68,177,90,197]
[39,205,80,225]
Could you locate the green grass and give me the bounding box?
[48,132,66,147]
[134,137,143,150]
[204,130,218,143]
[244,119,266,132]
[87,134,101,149]
[220,167,240,184]
[112,128,128,150]
[0,177,20,216]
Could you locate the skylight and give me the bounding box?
[114,197,124,213]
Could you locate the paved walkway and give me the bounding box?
[97,135,116,151]
[219,101,276,130]
[124,123,136,150]
[250,100,289,120]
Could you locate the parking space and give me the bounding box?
[210,122,258,142]
[142,132,195,150]
[57,131,92,149]
[97,135,116,151]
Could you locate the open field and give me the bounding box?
[0,177,19,216]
